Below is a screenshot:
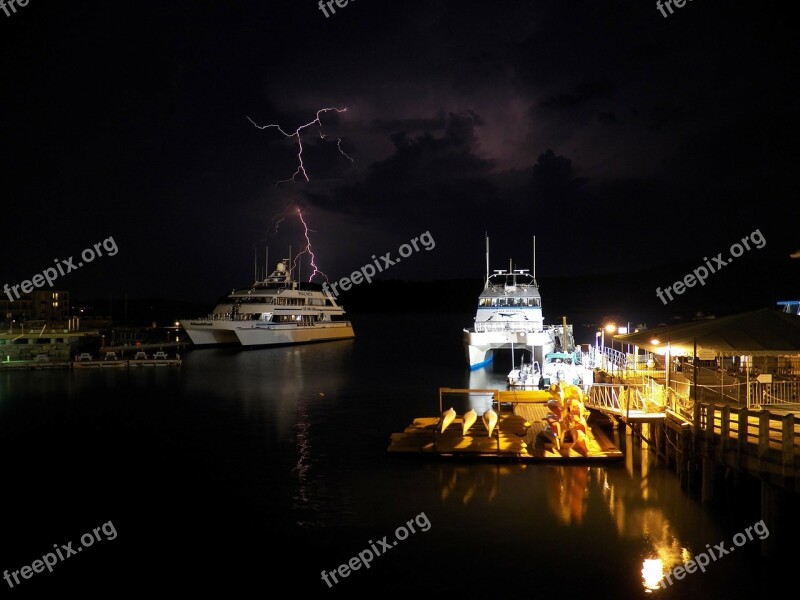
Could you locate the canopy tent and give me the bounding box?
[613,308,800,358]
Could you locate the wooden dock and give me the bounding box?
[73,358,182,368]
[0,360,73,370]
[387,388,623,462]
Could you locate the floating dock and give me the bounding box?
[73,358,182,369]
[0,359,73,370]
[72,351,182,368]
[388,387,623,462]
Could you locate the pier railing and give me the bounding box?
[585,383,664,417]
[693,402,800,479]
[587,347,663,379]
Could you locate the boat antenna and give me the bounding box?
[485,232,489,289]
[532,235,536,282]
[254,246,257,283]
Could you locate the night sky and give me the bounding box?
[1,1,798,315]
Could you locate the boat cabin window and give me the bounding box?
[479,297,540,307]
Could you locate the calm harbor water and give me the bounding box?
[0,312,786,597]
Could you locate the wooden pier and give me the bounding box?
[387,388,623,462]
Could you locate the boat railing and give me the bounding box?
[473,321,543,333]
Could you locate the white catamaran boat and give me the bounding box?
[463,234,573,369]
[180,258,355,348]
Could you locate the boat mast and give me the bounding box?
[485,232,489,289]
[532,235,536,282]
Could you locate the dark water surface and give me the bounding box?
[0,313,787,597]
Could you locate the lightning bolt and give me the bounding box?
[247,107,352,186]
[293,207,329,283]
[269,213,286,234]
[266,203,329,284]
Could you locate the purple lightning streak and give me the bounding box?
[293,207,329,283]
[246,107,351,185]
[270,214,286,233]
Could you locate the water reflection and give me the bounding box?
[451,363,694,593]
[608,435,690,593]
[641,558,664,592]
[544,465,590,525]
[437,463,527,505]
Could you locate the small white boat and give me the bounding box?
[483,408,498,437]
[508,357,542,388]
[462,408,477,435]
[440,407,457,433]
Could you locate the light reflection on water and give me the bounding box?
[0,313,777,596]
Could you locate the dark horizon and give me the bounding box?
[68,249,799,332]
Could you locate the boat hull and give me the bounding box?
[482,409,498,437]
[440,408,457,433]
[234,323,355,347]
[462,409,477,435]
[463,328,554,369]
[179,320,240,346]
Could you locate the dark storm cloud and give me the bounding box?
[1,0,796,302]
[539,81,617,110]
[368,114,449,136]
[300,111,496,219]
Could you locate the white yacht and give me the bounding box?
[463,235,573,369]
[180,259,355,348]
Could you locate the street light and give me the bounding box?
[601,322,616,353]
[600,322,616,372]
